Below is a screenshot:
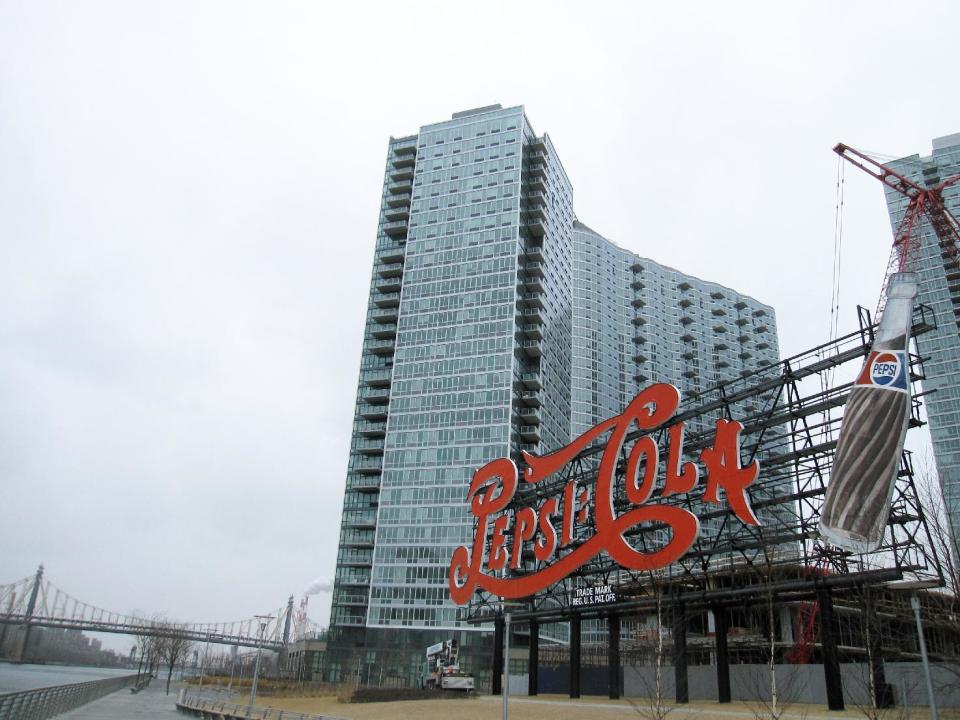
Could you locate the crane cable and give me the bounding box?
[830,156,846,345]
[823,156,845,398]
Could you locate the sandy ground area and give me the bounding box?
[262,692,958,720]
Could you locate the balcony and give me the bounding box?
[680,315,694,325]
[389,168,414,182]
[735,300,747,310]
[631,261,644,272]
[521,339,542,357]
[356,420,386,438]
[368,339,395,356]
[385,192,411,208]
[519,390,541,407]
[372,307,399,324]
[633,371,649,384]
[378,245,405,264]
[633,351,648,363]
[757,341,771,350]
[393,142,417,156]
[376,277,402,294]
[518,292,544,309]
[362,388,390,405]
[384,207,409,222]
[522,323,543,340]
[383,221,408,238]
[712,308,727,316]
[631,297,646,308]
[343,513,377,530]
[526,218,546,237]
[517,407,540,425]
[631,279,645,290]
[633,334,647,344]
[358,403,387,421]
[713,325,728,333]
[355,438,384,456]
[373,291,400,307]
[520,425,542,442]
[678,281,692,291]
[520,307,543,324]
[371,323,397,340]
[520,372,541,389]
[522,246,544,263]
[682,369,697,379]
[525,162,547,179]
[520,275,544,294]
[363,369,392,387]
[632,316,646,326]
[391,154,416,169]
[522,261,544,278]
[354,457,383,475]
[387,178,413,194]
[736,317,749,326]
[679,298,693,308]
[377,261,404,278]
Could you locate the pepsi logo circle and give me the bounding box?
[870,353,901,386]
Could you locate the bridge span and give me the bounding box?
[0,566,315,659]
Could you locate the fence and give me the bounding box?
[176,690,348,720]
[0,673,139,720]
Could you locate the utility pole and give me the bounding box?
[248,615,273,707]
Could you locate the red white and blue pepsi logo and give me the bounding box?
[856,350,908,391]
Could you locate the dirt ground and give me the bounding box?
[263,692,958,720]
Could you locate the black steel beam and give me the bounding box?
[570,614,581,699]
[673,602,688,704]
[528,619,539,697]
[818,589,845,711]
[608,614,620,700]
[714,605,730,703]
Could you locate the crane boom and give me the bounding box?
[833,143,960,316]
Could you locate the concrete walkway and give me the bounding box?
[57,680,181,719]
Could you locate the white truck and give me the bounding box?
[424,638,474,691]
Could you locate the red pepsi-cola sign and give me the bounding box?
[448,384,761,604]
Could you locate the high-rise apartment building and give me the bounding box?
[329,105,573,681]
[328,105,780,682]
[885,133,960,544]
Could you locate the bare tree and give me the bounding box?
[629,573,672,720]
[916,456,960,691]
[155,624,194,695]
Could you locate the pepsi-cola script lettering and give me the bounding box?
[448,383,760,604]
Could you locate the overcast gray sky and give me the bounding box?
[1,1,958,650]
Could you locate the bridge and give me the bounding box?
[0,566,320,659]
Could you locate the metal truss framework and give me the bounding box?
[462,304,945,628]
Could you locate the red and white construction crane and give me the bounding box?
[832,143,960,320]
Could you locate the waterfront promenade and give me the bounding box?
[57,681,179,719]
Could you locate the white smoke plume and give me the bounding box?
[304,576,332,596]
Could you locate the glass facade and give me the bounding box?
[886,133,960,544]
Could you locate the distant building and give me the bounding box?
[885,134,960,543]
[327,105,780,685]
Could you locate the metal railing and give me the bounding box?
[0,673,139,720]
[177,690,347,720]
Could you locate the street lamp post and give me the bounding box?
[910,594,939,720]
[503,611,511,720]
[248,615,273,708]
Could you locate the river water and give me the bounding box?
[0,663,133,693]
